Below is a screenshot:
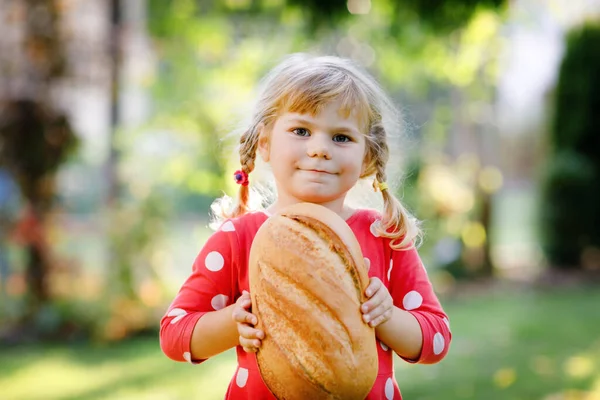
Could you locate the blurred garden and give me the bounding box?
[0,0,599,399]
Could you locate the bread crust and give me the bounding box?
[249,203,378,400]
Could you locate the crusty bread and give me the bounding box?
[249,203,378,400]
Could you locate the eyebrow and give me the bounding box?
[287,117,359,135]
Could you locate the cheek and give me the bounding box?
[269,143,296,167]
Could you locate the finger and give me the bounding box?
[361,297,381,314]
[362,287,388,313]
[246,313,258,326]
[245,312,257,325]
[237,293,252,305]
[368,309,393,327]
[238,323,264,340]
[236,297,252,312]
[239,333,263,350]
[233,309,254,324]
[365,278,382,297]
[364,293,393,320]
[363,257,371,271]
[239,336,260,352]
[364,302,390,324]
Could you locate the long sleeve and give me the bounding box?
[387,245,452,364]
[159,220,240,364]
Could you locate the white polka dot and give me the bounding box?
[221,221,235,232]
[433,332,445,355]
[385,377,394,400]
[443,317,450,329]
[167,308,187,324]
[402,291,423,310]
[211,294,229,310]
[363,257,371,271]
[370,220,381,237]
[379,341,389,351]
[236,367,249,387]
[183,352,192,363]
[387,258,393,281]
[205,251,225,272]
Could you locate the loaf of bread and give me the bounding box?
[248,203,378,400]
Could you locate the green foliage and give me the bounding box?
[541,22,600,268]
[540,152,599,267]
[551,24,600,157]
[401,0,505,31]
[148,0,507,38]
[295,0,506,34]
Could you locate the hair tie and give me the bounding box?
[373,180,389,192]
[234,170,249,186]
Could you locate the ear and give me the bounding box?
[257,123,270,162]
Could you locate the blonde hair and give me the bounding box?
[213,53,421,250]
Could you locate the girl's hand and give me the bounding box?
[232,290,264,352]
[361,277,393,328]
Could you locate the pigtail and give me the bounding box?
[378,179,421,250]
[210,127,260,224]
[227,128,259,218]
[368,124,421,250]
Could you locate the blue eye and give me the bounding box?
[292,128,310,137]
[333,134,351,143]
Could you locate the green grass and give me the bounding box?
[1,286,599,400]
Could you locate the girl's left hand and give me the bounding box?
[361,277,393,328]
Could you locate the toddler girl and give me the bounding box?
[160,53,452,399]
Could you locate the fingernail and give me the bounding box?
[363,315,370,323]
[366,290,372,297]
[362,305,368,312]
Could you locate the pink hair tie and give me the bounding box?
[234,170,249,186]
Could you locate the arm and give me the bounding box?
[361,278,423,360]
[361,246,451,364]
[189,304,239,359]
[160,222,240,363]
[388,246,451,363]
[375,306,423,361]
[192,291,266,359]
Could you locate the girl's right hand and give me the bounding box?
[232,290,264,352]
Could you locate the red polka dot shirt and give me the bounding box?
[160,209,452,399]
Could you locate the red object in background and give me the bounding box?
[12,205,46,248]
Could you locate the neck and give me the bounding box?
[267,195,354,220]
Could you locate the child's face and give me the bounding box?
[259,99,367,208]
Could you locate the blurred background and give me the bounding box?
[0,0,599,399]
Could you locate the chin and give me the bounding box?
[293,191,340,204]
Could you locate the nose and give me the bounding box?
[306,134,332,160]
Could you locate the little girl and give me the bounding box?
[160,53,452,400]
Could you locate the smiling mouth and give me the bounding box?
[304,169,333,174]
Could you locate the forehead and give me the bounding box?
[282,99,361,126]
[273,78,371,132]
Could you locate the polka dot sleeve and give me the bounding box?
[387,246,452,364]
[159,220,239,364]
